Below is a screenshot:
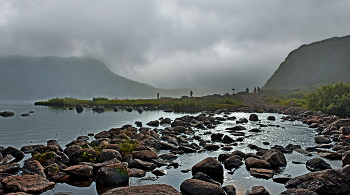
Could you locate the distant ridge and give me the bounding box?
[0,55,213,101]
[263,35,350,90]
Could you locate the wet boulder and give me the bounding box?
[147,120,159,127]
[128,168,146,177]
[76,104,84,113]
[180,179,226,195]
[314,136,331,144]
[2,174,55,194]
[285,169,350,195]
[192,172,221,186]
[221,135,235,143]
[250,168,274,179]
[245,186,270,195]
[245,157,271,169]
[96,164,129,186]
[211,133,224,142]
[22,160,46,178]
[192,157,224,182]
[222,185,236,195]
[224,156,243,170]
[249,114,259,121]
[204,144,220,151]
[2,146,25,161]
[280,189,318,195]
[98,149,122,162]
[129,159,157,170]
[262,149,286,167]
[306,158,331,171]
[102,184,181,195]
[64,165,93,177]
[267,116,275,120]
[132,150,159,162]
[0,111,15,117]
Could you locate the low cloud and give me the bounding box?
[1,0,350,92]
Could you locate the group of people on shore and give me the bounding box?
[246,87,260,95]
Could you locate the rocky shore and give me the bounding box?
[1,96,350,194]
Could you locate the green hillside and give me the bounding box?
[263,35,350,90]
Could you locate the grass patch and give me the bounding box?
[34,95,244,111]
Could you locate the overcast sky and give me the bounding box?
[1,1,350,93]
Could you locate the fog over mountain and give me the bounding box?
[1,1,350,92]
[0,55,214,101]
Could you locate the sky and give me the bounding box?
[1,0,350,93]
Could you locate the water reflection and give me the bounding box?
[0,105,343,195]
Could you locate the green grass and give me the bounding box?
[34,95,244,111]
[119,140,138,155]
[261,90,308,108]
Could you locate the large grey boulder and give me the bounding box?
[2,175,55,194]
[306,158,331,171]
[180,179,226,195]
[262,149,286,167]
[245,186,270,195]
[96,164,129,186]
[63,165,93,177]
[22,160,46,178]
[245,157,271,169]
[192,157,224,182]
[102,184,181,195]
[99,149,122,162]
[285,169,350,195]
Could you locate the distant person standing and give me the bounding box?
[232,88,235,94]
[157,92,159,99]
[190,90,193,97]
[254,87,257,95]
[246,88,249,94]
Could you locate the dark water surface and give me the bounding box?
[0,102,342,195]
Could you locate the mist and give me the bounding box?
[1,0,350,92]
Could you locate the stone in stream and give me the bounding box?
[64,165,93,177]
[280,189,318,195]
[132,150,159,162]
[249,114,259,121]
[262,149,287,167]
[192,157,224,182]
[224,156,243,170]
[285,169,350,195]
[2,146,25,161]
[2,174,55,194]
[180,179,226,195]
[128,168,146,177]
[96,164,129,186]
[245,185,270,195]
[98,149,122,162]
[306,158,331,171]
[250,168,274,179]
[102,184,181,195]
[245,157,271,169]
[22,160,46,178]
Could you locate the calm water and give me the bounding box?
[0,102,342,195]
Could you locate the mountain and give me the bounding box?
[0,55,213,101]
[263,35,350,90]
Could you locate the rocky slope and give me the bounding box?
[263,35,350,90]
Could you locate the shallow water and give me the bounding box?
[0,103,342,195]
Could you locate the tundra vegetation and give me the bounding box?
[34,95,244,111]
[305,82,350,118]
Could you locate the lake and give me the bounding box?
[0,102,342,195]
